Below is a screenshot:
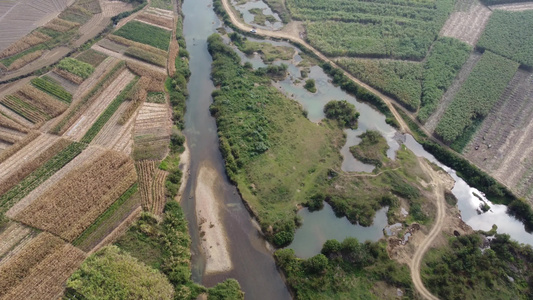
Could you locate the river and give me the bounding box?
[180,0,291,298]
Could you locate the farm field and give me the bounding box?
[463,70,533,202]
[287,0,454,60]
[92,101,136,154]
[132,102,171,161]
[113,20,172,51]
[12,150,137,241]
[477,10,533,67]
[0,0,72,52]
[490,2,533,11]
[439,0,493,46]
[135,160,167,214]
[434,51,518,145]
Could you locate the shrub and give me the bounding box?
[323,100,359,129]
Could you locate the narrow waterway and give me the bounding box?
[180,0,291,298]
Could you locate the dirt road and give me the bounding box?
[219,0,409,133]
[410,159,445,300]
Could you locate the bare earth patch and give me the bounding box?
[439,0,492,46]
[195,164,233,275]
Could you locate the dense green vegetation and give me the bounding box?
[287,0,454,60]
[323,100,359,129]
[81,77,139,143]
[230,33,294,62]
[31,77,72,103]
[477,10,533,67]
[423,233,533,299]
[57,57,95,79]
[337,58,422,111]
[0,142,86,226]
[418,37,472,123]
[113,21,171,51]
[350,130,388,167]
[66,246,175,300]
[276,238,413,299]
[304,79,316,93]
[435,51,518,144]
[321,63,399,128]
[208,33,343,246]
[150,0,172,10]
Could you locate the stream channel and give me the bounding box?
[181,0,533,296]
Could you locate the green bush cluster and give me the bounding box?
[323,100,360,129]
[114,20,171,51]
[321,63,399,128]
[423,233,533,299]
[349,130,388,167]
[57,57,95,79]
[287,0,454,60]
[304,79,316,93]
[275,238,413,299]
[435,51,518,144]
[31,77,72,103]
[477,10,533,67]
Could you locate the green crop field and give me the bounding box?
[124,47,167,67]
[113,21,171,51]
[287,0,454,60]
[435,51,519,144]
[31,77,72,103]
[418,38,472,123]
[57,57,95,79]
[477,10,533,67]
[337,58,423,111]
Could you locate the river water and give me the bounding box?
[181,0,291,298]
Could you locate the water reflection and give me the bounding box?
[231,0,283,30]
[288,203,388,258]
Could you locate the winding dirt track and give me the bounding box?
[220,0,409,133]
[410,160,445,300]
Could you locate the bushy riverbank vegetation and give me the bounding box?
[477,10,533,68]
[350,131,388,167]
[276,238,413,299]
[435,51,518,145]
[208,33,438,244]
[287,0,454,60]
[422,233,533,299]
[229,33,295,62]
[323,100,359,129]
[337,58,422,111]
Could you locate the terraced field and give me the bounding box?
[132,102,171,160]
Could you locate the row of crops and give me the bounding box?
[435,51,519,144]
[31,77,72,103]
[287,0,454,60]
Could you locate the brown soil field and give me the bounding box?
[0,242,86,300]
[135,18,174,31]
[490,2,533,11]
[136,12,174,30]
[92,100,136,154]
[44,71,79,94]
[135,160,167,214]
[133,102,171,160]
[54,67,85,84]
[7,50,44,71]
[0,126,25,144]
[64,69,135,141]
[97,38,129,54]
[43,17,80,32]
[107,35,168,57]
[92,44,167,75]
[6,145,104,218]
[0,0,71,53]
[146,7,174,18]
[13,150,137,241]
[423,52,482,132]
[0,112,30,134]
[0,138,70,197]
[0,32,50,60]
[0,131,40,164]
[17,84,68,117]
[126,62,166,87]
[0,232,64,297]
[76,192,141,252]
[439,0,492,46]
[0,222,36,264]
[463,69,533,203]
